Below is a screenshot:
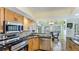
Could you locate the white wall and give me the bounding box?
[66,17,79,38]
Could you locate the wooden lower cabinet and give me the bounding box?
[66,38,79,51]
[28,36,40,51]
[28,36,51,51]
[40,39,51,51]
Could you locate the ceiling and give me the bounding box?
[7,7,79,21]
[28,7,72,12]
[27,7,75,19]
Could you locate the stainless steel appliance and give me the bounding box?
[4,33,20,44]
[0,34,6,45]
[11,40,27,51]
[3,21,23,33]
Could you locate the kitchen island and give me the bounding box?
[66,36,79,51]
[27,33,52,51]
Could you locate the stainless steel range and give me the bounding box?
[11,40,27,51]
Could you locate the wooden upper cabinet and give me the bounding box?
[0,8,24,32]
[5,8,24,24]
[18,15,24,24]
[14,13,24,24]
[0,8,5,32]
[5,9,15,21]
[0,8,2,32]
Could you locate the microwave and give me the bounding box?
[3,21,23,33]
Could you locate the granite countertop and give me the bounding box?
[27,33,51,39]
[0,44,4,51]
[0,33,51,51]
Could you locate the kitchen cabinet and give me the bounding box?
[0,8,24,32]
[0,8,5,32]
[66,38,79,51]
[14,13,24,24]
[40,38,51,50]
[28,35,51,51]
[28,36,40,51]
[5,8,15,21]
[23,17,33,31]
[5,8,24,24]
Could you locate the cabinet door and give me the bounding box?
[14,13,24,24]
[17,15,24,24]
[28,36,40,51]
[5,9,14,21]
[5,9,24,24]
[0,8,1,32]
[28,38,33,51]
[40,39,51,51]
[0,8,5,32]
[32,37,40,50]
